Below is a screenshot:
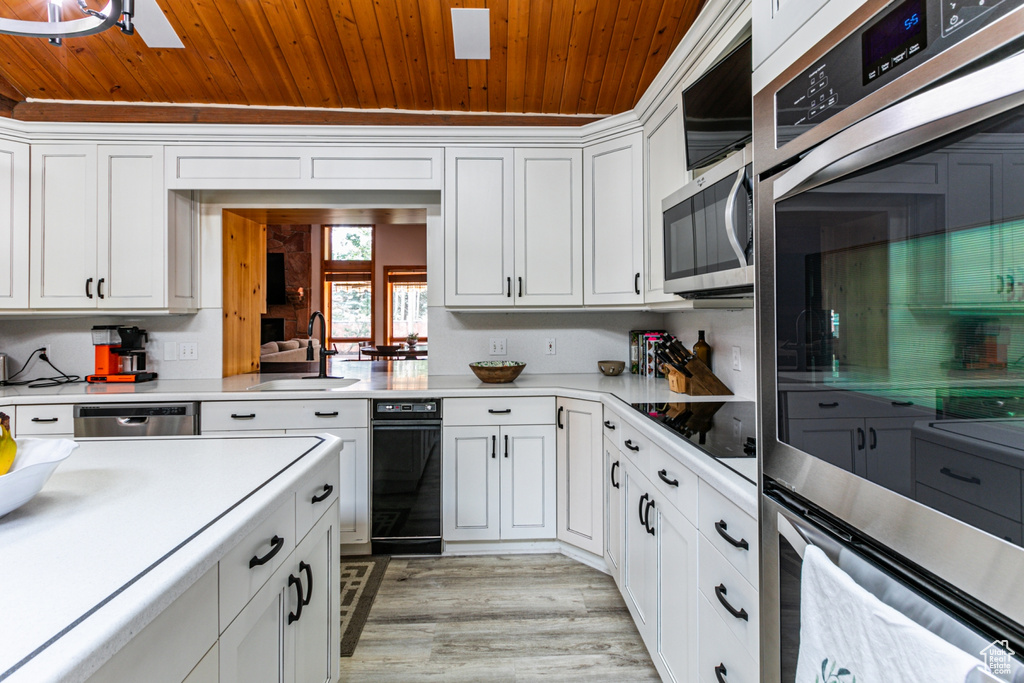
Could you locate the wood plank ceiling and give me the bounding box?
[0,0,706,124]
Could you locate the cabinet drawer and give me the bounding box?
[916,483,1022,545]
[698,592,759,683]
[219,494,296,629]
[648,444,698,524]
[16,404,74,435]
[602,408,623,442]
[295,449,341,541]
[443,397,554,426]
[698,533,758,657]
[915,441,1021,521]
[618,422,651,471]
[202,399,367,432]
[698,480,758,587]
[87,566,218,683]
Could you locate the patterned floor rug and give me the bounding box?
[339,554,390,657]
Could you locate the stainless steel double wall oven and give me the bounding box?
[755,0,1024,679]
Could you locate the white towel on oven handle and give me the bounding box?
[796,545,985,683]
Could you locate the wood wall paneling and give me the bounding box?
[0,0,704,121]
[222,211,266,377]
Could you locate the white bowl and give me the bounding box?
[0,438,78,519]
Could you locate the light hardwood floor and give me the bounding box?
[338,553,660,682]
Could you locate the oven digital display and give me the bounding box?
[862,0,927,84]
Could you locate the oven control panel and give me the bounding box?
[775,0,1024,147]
[374,399,440,419]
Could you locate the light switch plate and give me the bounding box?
[163,342,177,361]
[489,338,506,356]
[179,342,198,361]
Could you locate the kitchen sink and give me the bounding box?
[246,378,359,391]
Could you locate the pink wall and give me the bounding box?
[374,224,427,343]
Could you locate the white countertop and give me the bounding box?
[0,434,339,683]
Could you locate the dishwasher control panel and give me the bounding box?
[373,399,440,420]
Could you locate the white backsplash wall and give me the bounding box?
[0,308,222,382]
[428,308,667,375]
[663,308,756,399]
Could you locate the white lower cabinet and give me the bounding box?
[604,435,624,586]
[442,424,556,541]
[220,502,339,683]
[556,397,604,556]
[620,455,701,683]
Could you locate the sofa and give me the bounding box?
[260,338,321,363]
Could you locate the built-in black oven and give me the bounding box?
[755,0,1024,679]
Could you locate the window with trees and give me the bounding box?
[386,267,428,344]
[323,226,373,357]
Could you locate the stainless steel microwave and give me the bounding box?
[661,145,753,296]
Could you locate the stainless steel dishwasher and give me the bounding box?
[73,402,200,438]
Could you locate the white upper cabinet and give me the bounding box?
[644,98,687,304]
[0,138,28,309]
[753,0,831,70]
[30,145,98,309]
[584,132,644,306]
[29,144,194,313]
[444,148,515,307]
[514,148,583,306]
[98,146,166,309]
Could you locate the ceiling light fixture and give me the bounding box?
[451,8,490,60]
[0,0,135,47]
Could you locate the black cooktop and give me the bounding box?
[629,401,757,463]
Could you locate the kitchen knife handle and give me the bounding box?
[311,484,333,504]
[715,520,749,550]
[287,573,304,624]
[715,583,748,621]
[249,535,284,568]
[85,277,93,299]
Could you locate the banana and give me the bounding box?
[0,412,15,476]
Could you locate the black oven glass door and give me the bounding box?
[372,422,441,540]
[774,96,1024,547]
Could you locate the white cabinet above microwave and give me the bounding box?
[661,147,753,298]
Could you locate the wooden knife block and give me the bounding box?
[661,359,733,396]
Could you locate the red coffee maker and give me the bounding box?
[86,325,158,383]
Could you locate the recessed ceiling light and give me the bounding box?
[451,8,489,60]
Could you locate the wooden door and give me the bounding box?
[514,148,583,306]
[500,424,556,540]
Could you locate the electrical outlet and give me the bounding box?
[732,346,742,372]
[179,342,199,361]
[163,342,177,361]
[545,338,556,355]
[42,344,51,359]
[489,338,507,356]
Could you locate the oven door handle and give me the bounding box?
[723,167,748,267]
[774,50,1024,202]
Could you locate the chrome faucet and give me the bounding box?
[306,311,338,379]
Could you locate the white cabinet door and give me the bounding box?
[604,436,624,585]
[644,97,686,304]
[30,145,98,309]
[0,138,28,309]
[97,146,165,309]
[291,513,339,683]
[947,152,1004,306]
[514,148,583,306]
[219,572,287,683]
[752,0,832,69]
[621,461,656,642]
[443,425,501,540]
[556,397,603,555]
[286,427,368,544]
[653,497,698,683]
[584,132,644,305]
[444,148,514,306]
[500,424,557,540]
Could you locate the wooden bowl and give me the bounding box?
[598,360,625,376]
[469,361,527,383]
